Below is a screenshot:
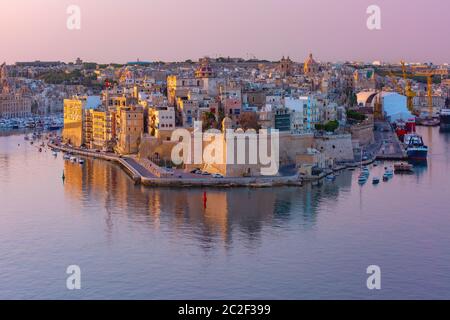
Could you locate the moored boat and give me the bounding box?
[358,175,368,184]
[405,134,428,160]
[394,162,413,173]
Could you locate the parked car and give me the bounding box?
[201,171,211,176]
[212,174,224,179]
[190,168,200,174]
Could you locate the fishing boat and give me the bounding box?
[405,134,428,160]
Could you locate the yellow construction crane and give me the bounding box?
[409,64,445,119]
[388,69,416,113]
[388,61,441,118]
[400,61,416,111]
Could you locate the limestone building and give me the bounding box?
[0,63,32,119]
[116,106,144,154]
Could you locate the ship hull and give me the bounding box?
[407,148,428,160]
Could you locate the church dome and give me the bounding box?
[304,53,316,65]
[304,53,319,75]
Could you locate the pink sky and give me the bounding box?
[0,0,449,64]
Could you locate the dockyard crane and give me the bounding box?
[388,62,443,119]
[388,69,416,113]
[388,64,415,112]
[400,61,417,111]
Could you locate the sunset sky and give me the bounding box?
[1,0,449,64]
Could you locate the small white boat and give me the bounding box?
[52,151,58,157]
[70,156,77,162]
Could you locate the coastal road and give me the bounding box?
[375,121,405,159]
[122,157,157,179]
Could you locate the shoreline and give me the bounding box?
[48,143,303,188]
[49,137,402,188]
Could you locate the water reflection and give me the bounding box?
[63,158,353,249]
[2,126,450,299]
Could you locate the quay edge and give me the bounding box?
[48,143,303,188]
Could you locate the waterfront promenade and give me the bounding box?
[48,142,303,188]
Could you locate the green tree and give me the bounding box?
[347,110,366,122]
[316,120,339,132]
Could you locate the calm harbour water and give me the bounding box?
[0,127,450,299]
